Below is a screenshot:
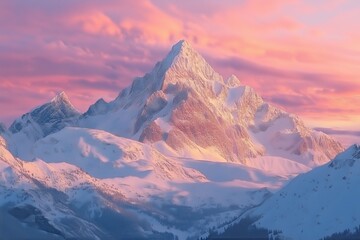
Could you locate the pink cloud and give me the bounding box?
[0,0,359,131]
[70,12,122,36]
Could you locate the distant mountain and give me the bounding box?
[211,144,360,239]
[315,127,360,148]
[79,40,343,167]
[9,91,79,138]
[6,92,80,157]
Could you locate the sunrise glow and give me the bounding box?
[0,0,359,130]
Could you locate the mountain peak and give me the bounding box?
[172,39,191,49]
[157,39,222,90]
[169,39,193,55]
[126,39,222,96]
[9,91,80,137]
[51,91,70,104]
[50,91,79,113]
[161,39,200,70]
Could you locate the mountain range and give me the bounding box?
[0,40,357,240]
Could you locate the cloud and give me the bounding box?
[71,12,122,36]
[0,0,359,130]
[315,128,360,136]
[269,94,315,108]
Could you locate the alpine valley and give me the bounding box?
[0,40,357,240]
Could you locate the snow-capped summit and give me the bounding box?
[32,127,206,181]
[7,92,80,158]
[157,39,223,91]
[83,98,109,117]
[9,91,79,136]
[80,40,343,166]
[51,91,74,106]
[118,39,222,105]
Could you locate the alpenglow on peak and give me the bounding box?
[163,39,218,76]
[51,91,71,104]
[124,39,222,96]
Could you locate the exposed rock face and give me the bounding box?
[139,122,163,143]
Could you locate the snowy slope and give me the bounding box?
[79,40,343,167]
[0,136,195,239]
[0,138,113,239]
[32,127,206,182]
[15,127,308,239]
[215,145,360,240]
[0,130,295,240]
[29,127,287,206]
[9,92,79,137]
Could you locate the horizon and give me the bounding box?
[0,0,359,131]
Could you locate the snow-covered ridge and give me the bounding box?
[32,127,206,182]
[0,127,296,240]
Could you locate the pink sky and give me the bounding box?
[0,0,359,130]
